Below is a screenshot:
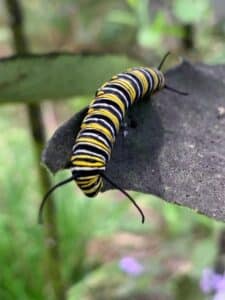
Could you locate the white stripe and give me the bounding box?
[73,149,106,162]
[91,103,123,121]
[84,117,116,137]
[73,141,110,160]
[101,87,130,109]
[118,73,141,99]
[70,166,105,172]
[76,129,112,148]
[80,132,111,148]
[140,68,153,93]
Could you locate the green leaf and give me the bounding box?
[173,0,210,23]
[0,53,140,103]
[106,10,136,26]
[126,0,149,27]
[191,239,217,276]
[126,0,140,11]
[138,26,162,47]
[137,13,166,48]
[137,0,150,27]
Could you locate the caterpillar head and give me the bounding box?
[155,69,165,91]
[157,52,188,96]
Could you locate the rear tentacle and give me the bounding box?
[101,173,145,223]
[38,175,75,224]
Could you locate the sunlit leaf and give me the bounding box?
[126,0,140,11]
[137,13,166,48]
[138,26,162,47]
[191,239,216,276]
[106,10,136,26]
[173,0,210,23]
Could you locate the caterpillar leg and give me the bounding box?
[121,121,128,137]
[121,116,138,138]
[128,116,138,129]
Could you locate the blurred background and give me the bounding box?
[0,0,225,299]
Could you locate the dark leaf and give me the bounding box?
[42,61,225,222]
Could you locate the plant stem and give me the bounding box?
[5,1,65,299]
[182,23,195,50]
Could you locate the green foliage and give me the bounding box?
[0,109,45,299]
[0,105,219,300]
[173,0,210,24]
[68,261,170,300]
[56,178,131,284]
[191,239,217,276]
[105,1,183,50]
[1,0,225,299]
[106,10,136,26]
[0,106,137,299]
[137,12,183,48]
[174,275,205,300]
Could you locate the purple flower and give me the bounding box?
[213,291,225,300]
[119,256,144,277]
[200,268,221,293]
[200,268,225,294]
[215,275,225,291]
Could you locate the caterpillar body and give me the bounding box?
[39,53,187,224]
[71,67,165,198]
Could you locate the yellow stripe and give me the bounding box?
[81,123,114,142]
[71,154,104,163]
[74,160,104,167]
[76,178,96,185]
[96,91,104,96]
[77,176,98,183]
[81,178,103,194]
[79,178,99,188]
[76,178,96,184]
[89,98,97,106]
[76,175,97,180]
[146,68,159,91]
[130,69,149,95]
[100,81,109,89]
[111,79,136,102]
[96,94,126,114]
[76,136,111,153]
[90,109,120,130]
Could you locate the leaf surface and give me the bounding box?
[42,61,225,222]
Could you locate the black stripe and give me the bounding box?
[85,190,100,197]
[94,98,124,117]
[79,177,100,191]
[130,67,153,95]
[73,144,109,161]
[84,114,118,137]
[141,68,155,94]
[76,131,111,149]
[74,134,113,152]
[92,105,123,123]
[101,84,132,108]
[83,176,102,197]
[124,72,143,99]
[117,74,141,101]
[78,128,113,148]
[72,156,104,164]
[72,169,102,177]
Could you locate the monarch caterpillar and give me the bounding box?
[39,53,188,224]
